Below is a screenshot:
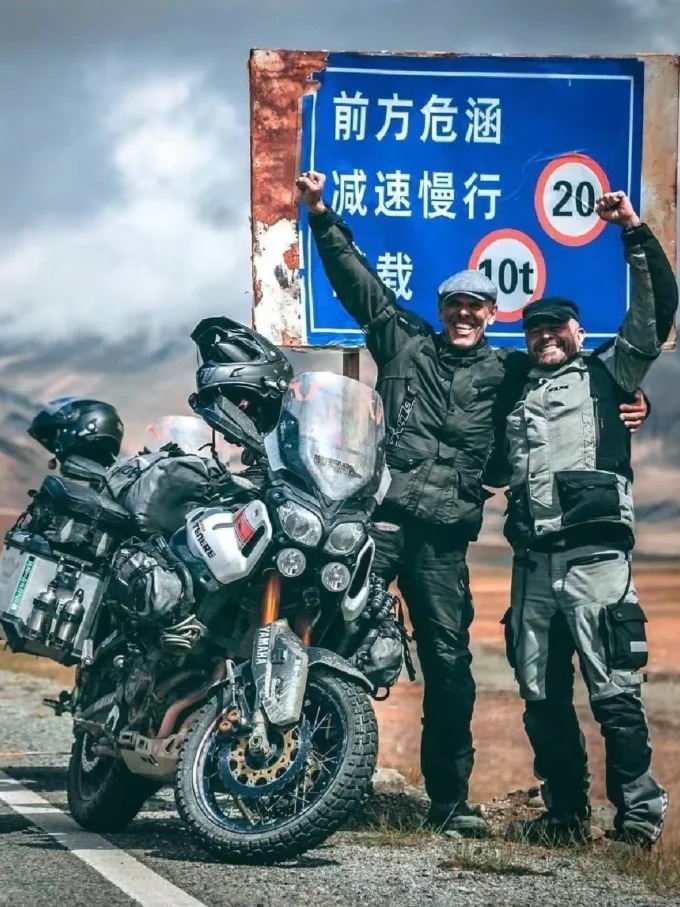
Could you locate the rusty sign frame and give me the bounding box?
[249,50,679,361]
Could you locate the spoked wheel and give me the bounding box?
[67,730,160,832]
[174,670,378,864]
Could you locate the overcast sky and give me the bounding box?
[0,0,677,363]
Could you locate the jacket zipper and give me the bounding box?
[593,397,601,448]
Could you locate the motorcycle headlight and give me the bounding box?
[276,548,307,578]
[277,501,323,547]
[324,521,365,556]
[321,562,352,592]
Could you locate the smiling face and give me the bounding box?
[525,318,586,367]
[438,293,497,349]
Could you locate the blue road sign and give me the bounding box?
[298,53,644,349]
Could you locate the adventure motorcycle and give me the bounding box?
[0,372,410,864]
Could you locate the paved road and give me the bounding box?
[0,669,676,907]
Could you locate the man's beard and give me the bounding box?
[533,335,580,368]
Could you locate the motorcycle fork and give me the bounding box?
[295,616,312,646]
[260,571,312,645]
[260,572,281,625]
[250,572,312,760]
[249,572,282,760]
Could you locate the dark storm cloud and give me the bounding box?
[0,0,676,56]
[0,0,674,238]
[0,0,673,204]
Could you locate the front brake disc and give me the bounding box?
[216,718,312,798]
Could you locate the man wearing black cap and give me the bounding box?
[296,171,648,839]
[499,191,677,849]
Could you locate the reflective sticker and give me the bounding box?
[234,507,256,546]
[10,556,36,612]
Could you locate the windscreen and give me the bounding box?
[265,372,386,500]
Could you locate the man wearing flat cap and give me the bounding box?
[497,191,678,849]
[296,172,648,839]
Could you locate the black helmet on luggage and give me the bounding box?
[188,316,293,451]
[28,397,124,466]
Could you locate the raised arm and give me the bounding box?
[296,171,432,366]
[594,191,678,391]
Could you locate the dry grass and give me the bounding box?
[356,809,680,894]
[600,841,680,897]
[347,790,435,847]
[351,821,434,849]
[440,841,555,877]
[440,837,680,892]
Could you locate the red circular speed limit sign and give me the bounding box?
[535,153,611,247]
[469,229,546,323]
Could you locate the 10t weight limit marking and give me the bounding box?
[469,229,546,323]
[479,258,535,297]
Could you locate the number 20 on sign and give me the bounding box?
[535,153,611,247]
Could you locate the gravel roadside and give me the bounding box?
[0,667,677,907]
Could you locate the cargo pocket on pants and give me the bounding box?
[601,601,649,672]
[501,607,516,668]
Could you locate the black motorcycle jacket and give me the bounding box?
[309,207,518,537]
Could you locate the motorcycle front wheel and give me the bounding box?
[174,670,378,864]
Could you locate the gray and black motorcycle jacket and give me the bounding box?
[499,223,678,551]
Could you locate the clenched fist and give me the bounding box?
[296,171,327,214]
[595,191,641,230]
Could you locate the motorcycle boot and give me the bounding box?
[427,801,490,838]
[505,809,592,847]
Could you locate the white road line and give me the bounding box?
[0,771,208,907]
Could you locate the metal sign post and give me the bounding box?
[250,51,678,363]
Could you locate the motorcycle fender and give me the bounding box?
[307,647,373,693]
[251,619,309,726]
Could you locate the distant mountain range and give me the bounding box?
[1,342,678,555]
